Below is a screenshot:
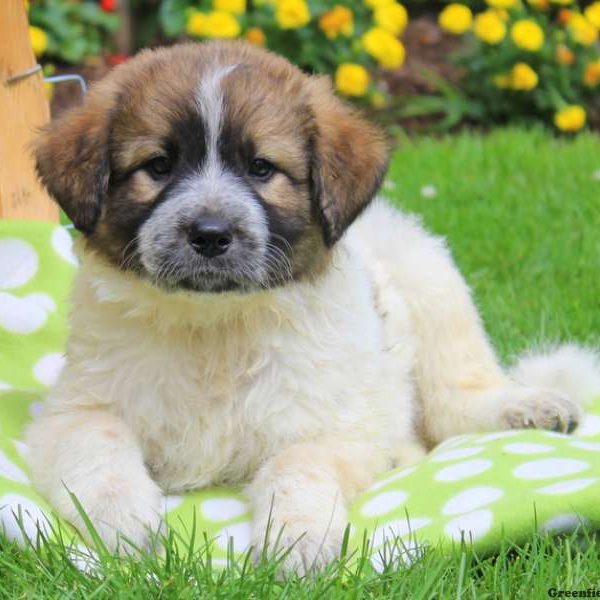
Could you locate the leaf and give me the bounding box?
[159,0,191,36]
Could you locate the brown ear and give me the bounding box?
[34,98,111,234]
[308,77,390,246]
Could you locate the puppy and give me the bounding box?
[26,41,600,572]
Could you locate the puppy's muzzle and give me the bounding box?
[187,216,233,258]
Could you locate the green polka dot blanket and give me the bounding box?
[2,219,600,569]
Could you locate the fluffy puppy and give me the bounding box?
[27,41,600,571]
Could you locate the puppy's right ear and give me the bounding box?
[34,100,111,234]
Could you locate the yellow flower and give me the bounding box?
[276,0,311,29]
[374,2,408,36]
[245,27,266,46]
[555,44,575,65]
[568,14,598,47]
[554,105,586,132]
[527,0,549,9]
[361,27,406,68]
[584,59,600,86]
[335,63,371,96]
[187,11,241,38]
[511,19,544,51]
[364,0,395,9]
[214,0,246,15]
[438,4,473,34]
[585,1,600,28]
[186,11,210,36]
[474,10,507,44]
[486,0,518,9]
[510,62,538,90]
[29,26,48,57]
[319,6,354,39]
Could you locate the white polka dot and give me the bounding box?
[210,558,230,569]
[444,509,493,542]
[12,440,29,461]
[215,521,251,552]
[360,490,408,517]
[576,415,600,437]
[0,494,49,545]
[541,513,588,535]
[0,239,38,289]
[513,458,589,480]
[33,353,65,386]
[430,447,484,463]
[368,466,417,492]
[0,292,55,334]
[201,497,248,522]
[570,440,600,452]
[442,486,503,516]
[51,226,78,266]
[67,545,100,575]
[0,381,12,391]
[0,450,29,484]
[371,517,431,548]
[28,402,44,419]
[434,459,493,482]
[163,495,184,513]
[476,431,520,443]
[537,478,599,495]
[503,442,554,455]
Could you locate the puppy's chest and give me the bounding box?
[110,323,353,489]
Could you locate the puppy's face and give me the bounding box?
[36,42,389,293]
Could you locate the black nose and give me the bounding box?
[187,218,233,258]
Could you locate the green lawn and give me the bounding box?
[2,127,600,598]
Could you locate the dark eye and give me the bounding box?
[249,158,275,180]
[144,156,172,179]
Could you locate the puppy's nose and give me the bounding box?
[187,217,233,258]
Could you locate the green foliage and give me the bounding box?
[29,0,120,64]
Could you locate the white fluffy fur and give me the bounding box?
[26,200,598,570]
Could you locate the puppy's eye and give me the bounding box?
[249,158,275,181]
[144,156,172,179]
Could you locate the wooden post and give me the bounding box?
[0,0,58,222]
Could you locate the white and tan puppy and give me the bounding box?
[27,41,600,571]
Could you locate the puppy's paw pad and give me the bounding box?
[502,390,581,434]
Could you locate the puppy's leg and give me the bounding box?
[26,408,162,552]
[248,438,386,574]
[353,203,580,444]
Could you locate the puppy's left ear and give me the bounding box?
[308,77,390,246]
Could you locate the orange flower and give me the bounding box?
[555,44,575,64]
[319,5,353,39]
[557,8,572,24]
[245,27,266,45]
[584,60,600,86]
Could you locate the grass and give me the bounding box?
[2,127,599,598]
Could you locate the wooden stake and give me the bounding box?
[0,0,58,222]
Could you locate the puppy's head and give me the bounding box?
[35,42,389,293]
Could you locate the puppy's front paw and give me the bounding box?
[253,519,344,575]
[501,389,581,433]
[67,477,163,554]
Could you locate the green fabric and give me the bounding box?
[1,219,600,569]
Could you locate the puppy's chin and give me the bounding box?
[139,261,271,295]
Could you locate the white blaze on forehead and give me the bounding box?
[196,65,238,176]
